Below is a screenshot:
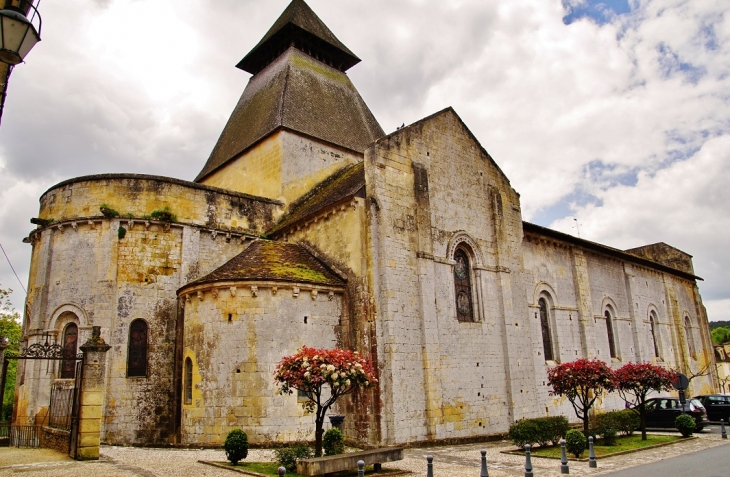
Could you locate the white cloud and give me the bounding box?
[0,0,727,317]
[707,299,730,323]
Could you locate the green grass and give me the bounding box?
[527,434,684,458]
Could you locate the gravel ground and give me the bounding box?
[0,432,727,476]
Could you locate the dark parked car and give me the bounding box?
[693,395,730,423]
[641,397,708,431]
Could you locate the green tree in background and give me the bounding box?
[0,285,21,421]
[711,327,730,345]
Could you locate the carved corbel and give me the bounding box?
[251,286,258,297]
[230,287,237,297]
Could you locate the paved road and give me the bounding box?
[600,443,730,477]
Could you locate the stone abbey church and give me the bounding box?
[15,0,714,447]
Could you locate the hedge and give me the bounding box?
[508,416,570,448]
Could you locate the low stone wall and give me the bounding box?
[42,427,70,454]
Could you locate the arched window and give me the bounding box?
[127,319,148,377]
[539,298,554,361]
[605,310,617,359]
[453,248,474,322]
[184,358,193,404]
[649,312,659,358]
[60,323,78,379]
[685,316,696,358]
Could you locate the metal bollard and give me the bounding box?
[560,438,569,474]
[524,444,533,477]
[722,419,728,440]
[427,455,434,477]
[358,460,365,477]
[480,449,489,477]
[588,436,597,468]
[278,466,286,476]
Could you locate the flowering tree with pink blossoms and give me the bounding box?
[615,362,676,440]
[547,358,616,436]
[274,346,377,456]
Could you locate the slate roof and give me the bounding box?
[269,162,365,237]
[195,48,384,182]
[183,240,345,288]
[237,0,360,74]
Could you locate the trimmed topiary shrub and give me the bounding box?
[675,414,695,438]
[614,409,640,436]
[541,416,570,446]
[508,419,540,448]
[224,429,249,465]
[594,410,640,438]
[601,426,617,446]
[323,427,345,456]
[509,416,570,448]
[275,444,313,471]
[565,429,587,458]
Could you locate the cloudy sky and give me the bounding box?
[0,0,727,322]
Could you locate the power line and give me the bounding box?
[0,241,26,293]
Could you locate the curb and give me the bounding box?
[500,435,698,461]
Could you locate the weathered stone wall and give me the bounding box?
[364,109,535,445]
[179,280,344,445]
[521,231,715,417]
[41,427,69,453]
[282,198,381,444]
[37,174,281,233]
[17,177,280,445]
[201,130,362,206]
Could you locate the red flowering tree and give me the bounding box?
[547,359,616,435]
[274,346,377,456]
[615,362,676,440]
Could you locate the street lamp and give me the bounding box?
[0,0,41,124]
[0,1,41,66]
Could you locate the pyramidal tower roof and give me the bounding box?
[195,0,383,183]
[237,0,360,74]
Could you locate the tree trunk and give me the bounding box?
[639,404,647,440]
[314,415,324,457]
[583,415,590,441]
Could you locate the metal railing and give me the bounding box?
[0,423,40,448]
[48,384,74,430]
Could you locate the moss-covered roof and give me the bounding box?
[196,48,383,182]
[237,0,360,74]
[184,240,345,288]
[269,162,365,237]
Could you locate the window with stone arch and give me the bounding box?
[538,296,554,362]
[184,357,193,404]
[684,315,696,358]
[453,246,474,322]
[605,308,617,359]
[127,319,148,377]
[60,323,78,379]
[649,311,660,358]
